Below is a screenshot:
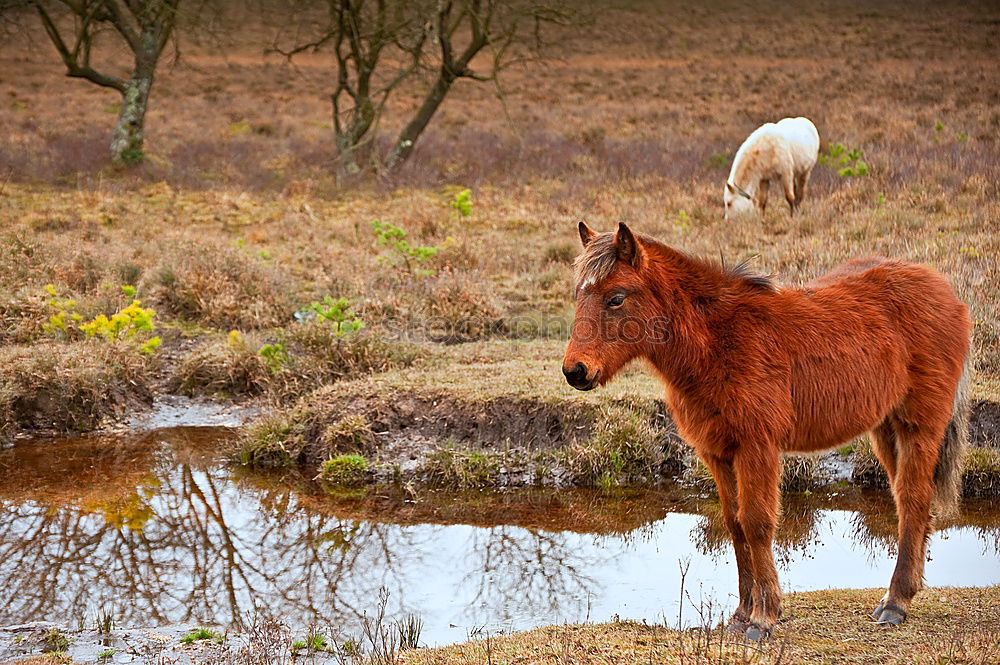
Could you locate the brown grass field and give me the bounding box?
[1,0,999,473]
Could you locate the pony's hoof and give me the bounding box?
[870,600,886,620]
[874,605,907,626]
[745,624,771,642]
[725,618,749,634]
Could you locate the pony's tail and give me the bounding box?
[934,349,971,518]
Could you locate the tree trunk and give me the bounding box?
[334,95,376,174]
[110,71,152,165]
[385,70,454,170]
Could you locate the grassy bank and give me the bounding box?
[232,340,1000,496]
[398,587,1000,665]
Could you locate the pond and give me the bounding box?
[0,426,997,647]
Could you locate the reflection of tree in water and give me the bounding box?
[1,429,997,633]
[459,527,604,624]
[0,430,607,632]
[0,435,434,629]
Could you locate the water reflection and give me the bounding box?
[0,428,997,645]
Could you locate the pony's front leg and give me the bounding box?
[701,452,754,632]
[734,445,783,641]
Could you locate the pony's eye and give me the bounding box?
[607,293,626,309]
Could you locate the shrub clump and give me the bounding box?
[0,341,153,440]
[963,446,1000,497]
[422,446,502,489]
[148,241,295,329]
[169,330,272,397]
[234,409,373,469]
[563,401,684,487]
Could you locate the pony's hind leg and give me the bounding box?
[781,168,796,214]
[874,418,945,626]
[793,168,811,211]
[733,444,783,640]
[701,453,754,632]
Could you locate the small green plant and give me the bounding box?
[80,299,162,354]
[960,246,981,258]
[298,296,365,336]
[705,150,732,169]
[42,284,83,337]
[673,209,692,234]
[258,342,287,372]
[181,627,222,644]
[875,192,886,207]
[450,188,472,217]
[308,632,329,651]
[319,454,369,485]
[229,119,252,136]
[95,606,115,633]
[956,130,969,143]
[42,628,70,652]
[97,648,116,659]
[820,141,869,177]
[372,220,441,275]
[291,639,306,651]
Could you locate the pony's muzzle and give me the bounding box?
[563,362,598,391]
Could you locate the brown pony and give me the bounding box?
[563,223,971,641]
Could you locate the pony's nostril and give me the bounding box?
[563,362,588,384]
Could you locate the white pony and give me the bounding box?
[724,117,820,220]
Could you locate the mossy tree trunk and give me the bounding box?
[32,0,179,166]
[110,70,153,165]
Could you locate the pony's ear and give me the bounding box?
[578,221,597,247]
[726,182,736,193]
[614,222,642,267]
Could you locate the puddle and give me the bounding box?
[0,427,998,657]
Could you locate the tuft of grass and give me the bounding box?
[318,454,370,486]
[180,627,222,645]
[41,628,69,653]
[234,412,307,468]
[563,401,680,487]
[963,446,1000,497]
[149,241,295,330]
[423,446,502,489]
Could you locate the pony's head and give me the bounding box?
[724,181,754,220]
[562,222,666,390]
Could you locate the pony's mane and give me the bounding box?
[574,232,776,292]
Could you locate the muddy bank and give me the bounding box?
[235,379,1000,496]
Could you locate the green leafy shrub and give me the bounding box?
[297,296,364,336]
[819,141,869,177]
[450,188,472,217]
[258,342,288,372]
[372,220,441,274]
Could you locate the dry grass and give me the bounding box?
[398,587,1000,665]
[0,0,997,442]
[0,341,153,441]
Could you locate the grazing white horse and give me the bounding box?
[724,117,820,219]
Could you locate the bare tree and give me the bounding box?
[270,0,574,173]
[29,0,181,165]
